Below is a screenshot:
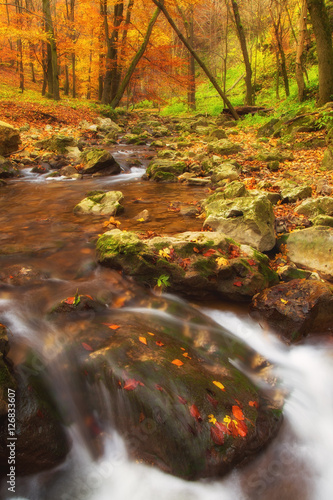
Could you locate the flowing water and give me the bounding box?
[1,146,332,500]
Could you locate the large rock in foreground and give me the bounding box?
[0,121,21,156]
[202,193,276,252]
[96,229,278,300]
[250,279,333,342]
[283,226,333,279]
[80,148,121,175]
[49,294,282,480]
[74,190,124,215]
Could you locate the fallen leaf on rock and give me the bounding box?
[123,379,144,391]
[233,281,243,287]
[139,336,147,345]
[148,332,155,336]
[102,323,121,330]
[82,342,93,351]
[210,426,224,445]
[249,400,259,409]
[178,395,187,404]
[203,249,216,257]
[216,256,229,268]
[156,340,165,346]
[64,296,75,305]
[190,404,202,422]
[232,405,245,420]
[172,359,184,366]
[183,352,191,358]
[208,414,217,424]
[213,381,225,391]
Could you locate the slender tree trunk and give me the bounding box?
[42,0,60,100]
[230,0,253,105]
[87,44,93,99]
[270,7,289,97]
[151,0,239,120]
[111,6,160,108]
[187,6,196,110]
[306,0,333,105]
[64,65,69,95]
[102,0,124,104]
[296,0,308,102]
[275,52,280,99]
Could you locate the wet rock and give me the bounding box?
[296,196,333,218]
[250,279,333,342]
[80,148,121,175]
[74,190,124,216]
[35,135,78,154]
[0,156,20,178]
[55,300,282,480]
[0,121,21,155]
[283,226,333,279]
[60,165,82,179]
[187,177,211,186]
[146,159,187,182]
[202,193,275,252]
[96,229,278,300]
[134,209,151,222]
[276,263,311,281]
[31,164,49,174]
[207,139,242,156]
[122,133,150,145]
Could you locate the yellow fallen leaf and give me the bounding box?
[216,256,229,268]
[159,247,171,259]
[147,332,155,336]
[139,337,147,345]
[137,218,145,222]
[183,352,191,359]
[208,414,217,424]
[213,381,225,391]
[223,415,231,425]
[171,359,184,367]
[280,298,288,304]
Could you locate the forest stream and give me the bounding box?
[0,144,333,500]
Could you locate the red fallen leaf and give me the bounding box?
[82,342,93,351]
[228,420,239,438]
[190,404,202,422]
[233,281,243,287]
[139,412,145,422]
[64,297,75,304]
[232,405,245,420]
[172,359,184,366]
[203,248,216,257]
[102,323,121,330]
[210,426,224,445]
[155,384,164,391]
[249,400,259,409]
[247,259,256,266]
[193,247,200,253]
[156,341,165,346]
[236,420,248,437]
[178,395,187,404]
[215,421,230,435]
[206,394,218,408]
[123,379,144,391]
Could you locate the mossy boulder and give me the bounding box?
[210,162,240,183]
[276,181,312,203]
[80,148,121,175]
[283,226,333,279]
[202,194,276,252]
[0,121,21,155]
[73,190,124,215]
[209,128,228,140]
[296,196,333,218]
[207,139,242,156]
[0,156,20,179]
[122,133,150,145]
[48,295,282,480]
[146,159,187,182]
[251,279,333,342]
[35,135,78,154]
[257,150,294,162]
[97,229,278,300]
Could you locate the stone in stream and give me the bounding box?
[48,294,282,480]
[0,121,21,156]
[202,192,276,252]
[0,324,70,475]
[145,158,187,182]
[80,147,121,175]
[281,226,333,280]
[73,190,124,216]
[0,156,20,178]
[96,229,278,300]
[250,279,333,342]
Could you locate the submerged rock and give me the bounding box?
[96,229,278,300]
[74,190,124,216]
[202,193,276,252]
[49,295,282,480]
[250,279,333,342]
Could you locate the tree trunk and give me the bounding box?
[102,0,124,104]
[42,0,60,100]
[64,65,69,95]
[296,0,308,102]
[306,0,333,105]
[151,0,239,120]
[111,6,161,108]
[270,6,289,97]
[230,0,253,105]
